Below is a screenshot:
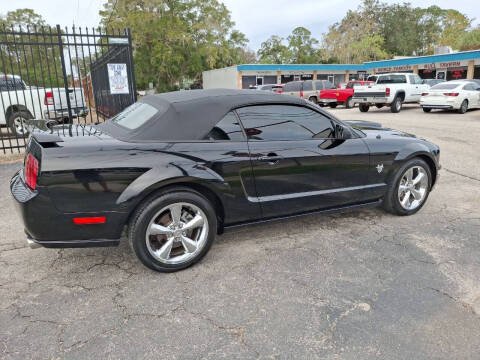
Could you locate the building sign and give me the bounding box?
[376,65,412,72]
[108,63,129,94]
[419,63,436,70]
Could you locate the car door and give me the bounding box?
[284,81,302,97]
[464,83,480,107]
[235,104,373,218]
[474,85,480,107]
[200,111,262,224]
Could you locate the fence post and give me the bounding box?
[126,28,137,101]
[56,25,73,123]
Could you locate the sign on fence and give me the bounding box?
[108,63,130,94]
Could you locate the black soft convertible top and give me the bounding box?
[98,89,306,141]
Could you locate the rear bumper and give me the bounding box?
[26,237,119,249]
[10,170,125,248]
[44,107,89,119]
[318,98,337,104]
[421,104,453,109]
[353,96,389,103]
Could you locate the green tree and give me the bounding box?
[457,27,480,51]
[257,35,291,64]
[0,8,63,88]
[100,0,251,91]
[286,27,320,63]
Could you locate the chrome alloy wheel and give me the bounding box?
[397,166,428,211]
[145,202,209,265]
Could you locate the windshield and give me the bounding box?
[431,83,461,90]
[109,102,159,130]
[377,75,406,84]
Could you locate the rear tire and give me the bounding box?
[423,108,432,113]
[345,97,354,109]
[359,103,370,112]
[390,96,402,113]
[329,103,337,108]
[458,100,468,114]
[7,110,32,137]
[129,189,217,272]
[383,158,432,216]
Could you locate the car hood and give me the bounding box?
[344,120,417,139]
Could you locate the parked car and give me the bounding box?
[319,80,375,108]
[423,79,445,87]
[11,89,441,272]
[353,73,429,113]
[283,80,336,104]
[0,74,87,136]
[420,80,480,114]
[255,84,284,93]
[272,84,285,94]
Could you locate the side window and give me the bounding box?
[236,105,335,141]
[324,81,336,89]
[285,82,302,92]
[303,81,313,91]
[314,80,324,90]
[205,111,245,141]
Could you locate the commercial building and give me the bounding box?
[202,49,480,89]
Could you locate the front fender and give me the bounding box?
[388,142,439,186]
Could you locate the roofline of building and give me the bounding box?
[234,49,480,72]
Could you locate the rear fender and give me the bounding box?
[116,163,228,205]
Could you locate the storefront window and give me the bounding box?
[418,69,436,79]
[447,67,467,81]
[281,75,294,84]
[474,66,480,79]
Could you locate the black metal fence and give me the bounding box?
[0,25,137,153]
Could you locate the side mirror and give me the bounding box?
[335,124,352,139]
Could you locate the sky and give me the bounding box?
[2,0,479,50]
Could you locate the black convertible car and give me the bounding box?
[11,89,440,272]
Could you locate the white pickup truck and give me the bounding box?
[353,73,429,113]
[0,74,88,136]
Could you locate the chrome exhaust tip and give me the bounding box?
[27,238,42,249]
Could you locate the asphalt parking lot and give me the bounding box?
[1,105,479,359]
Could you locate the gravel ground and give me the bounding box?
[0,105,479,359]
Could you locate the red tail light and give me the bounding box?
[73,217,106,225]
[385,88,390,96]
[44,91,54,105]
[300,90,304,98]
[421,93,429,96]
[443,92,459,96]
[25,153,39,190]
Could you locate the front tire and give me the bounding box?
[309,96,318,104]
[345,97,354,108]
[383,158,432,216]
[359,103,370,112]
[129,189,217,272]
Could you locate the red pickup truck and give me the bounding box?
[318,80,375,108]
